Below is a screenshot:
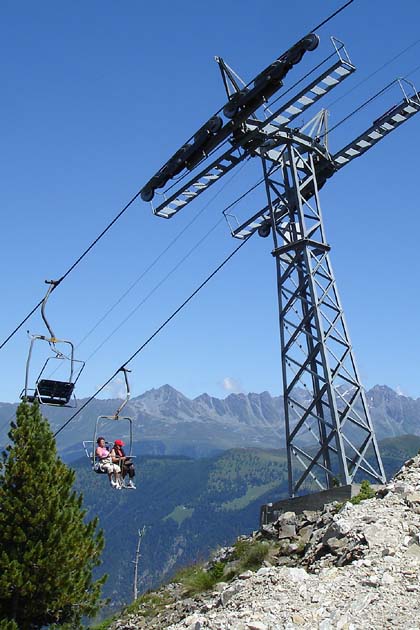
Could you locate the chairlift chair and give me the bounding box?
[86,368,137,488]
[20,280,85,407]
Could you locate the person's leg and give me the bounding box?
[114,464,122,488]
[127,464,136,488]
[105,463,117,487]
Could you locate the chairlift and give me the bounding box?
[20,280,85,407]
[84,368,136,488]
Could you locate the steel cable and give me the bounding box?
[54,233,252,437]
[0,189,142,351]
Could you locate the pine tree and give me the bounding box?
[0,401,106,629]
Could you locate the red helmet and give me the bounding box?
[114,439,125,446]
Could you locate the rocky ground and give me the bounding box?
[112,455,420,630]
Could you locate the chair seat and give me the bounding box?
[37,379,75,405]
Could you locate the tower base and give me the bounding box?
[259,484,383,526]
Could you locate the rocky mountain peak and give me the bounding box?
[141,384,186,400]
[2,384,420,456]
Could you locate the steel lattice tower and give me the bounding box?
[260,139,385,495]
[143,28,420,496]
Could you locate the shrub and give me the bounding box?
[124,591,173,618]
[350,480,375,505]
[173,565,219,595]
[233,539,270,571]
[210,561,225,581]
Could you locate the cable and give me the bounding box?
[79,171,265,359]
[54,233,252,438]
[1,3,356,354]
[75,160,251,350]
[159,2,356,198]
[310,1,355,34]
[66,171,265,360]
[319,79,397,139]
[325,36,420,111]
[44,166,264,384]
[85,215,226,361]
[0,189,142,351]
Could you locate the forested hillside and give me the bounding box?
[75,448,289,617]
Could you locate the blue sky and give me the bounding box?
[1,0,420,404]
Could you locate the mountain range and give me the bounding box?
[1,384,420,459]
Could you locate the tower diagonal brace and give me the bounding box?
[263,142,386,496]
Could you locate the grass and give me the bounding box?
[125,591,174,617]
[88,620,115,630]
[232,539,270,571]
[172,564,221,595]
[170,539,272,596]
[163,505,194,525]
[220,481,278,511]
[89,590,175,628]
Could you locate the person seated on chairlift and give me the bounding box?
[111,439,136,489]
[95,437,122,489]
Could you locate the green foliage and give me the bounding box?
[124,591,173,618]
[210,561,225,581]
[207,450,287,500]
[88,620,114,630]
[0,402,106,629]
[172,563,220,595]
[170,538,272,597]
[350,480,376,505]
[233,539,270,571]
[0,620,18,630]
[336,480,377,511]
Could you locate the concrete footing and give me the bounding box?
[260,484,364,526]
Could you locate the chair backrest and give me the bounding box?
[82,440,111,474]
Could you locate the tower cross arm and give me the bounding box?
[228,86,420,240]
[332,92,420,170]
[152,47,356,220]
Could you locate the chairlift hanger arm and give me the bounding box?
[113,367,131,418]
[41,279,59,342]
